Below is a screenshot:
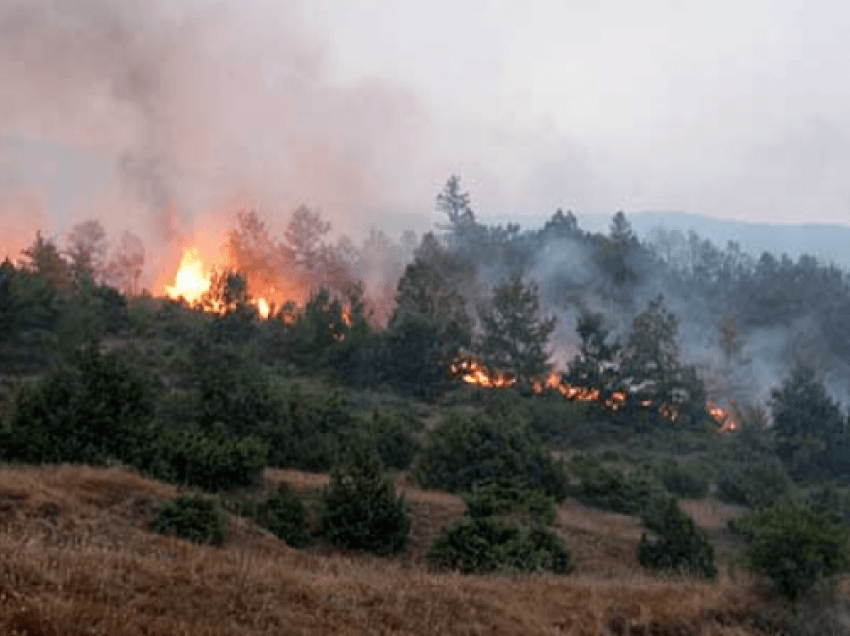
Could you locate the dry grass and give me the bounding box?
[0,463,822,635]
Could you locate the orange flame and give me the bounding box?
[449,358,517,389]
[707,402,737,432]
[162,246,272,318]
[164,248,211,305]
[452,359,737,429]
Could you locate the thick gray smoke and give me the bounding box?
[0,0,436,288]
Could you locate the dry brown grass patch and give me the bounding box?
[0,463,822,635]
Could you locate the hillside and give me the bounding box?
[0,463,798,636]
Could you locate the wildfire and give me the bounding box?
[164,248,210,305]
[450,358,517,389]
[707,402,737,432]
[450,359,738,431]
[162,246,272,318]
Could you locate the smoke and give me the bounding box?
[0,0,438,285]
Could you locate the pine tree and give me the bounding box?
[478,274,556,384]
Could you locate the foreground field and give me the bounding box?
[0,464,839,635]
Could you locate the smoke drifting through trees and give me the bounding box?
[2,1,849,419]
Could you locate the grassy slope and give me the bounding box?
[0,463,811,636]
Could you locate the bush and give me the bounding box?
[427,517,573,575]
[462,482,557,526]
[571,457,665,516]
[261,388,361,473]
[414,413,569,501]
[736,498,850,601]
[717,462,790,508]
[658,459,710,499]
[319,451,411,556]
[191,343,278,438]
[154,428,268,493]
[0,345,155,466]
[236,487,312,548]
[353,411,421,471]
[637,495,718,579]
[151,495,228,546]
[524,396,590,445]
[806,482,850,525]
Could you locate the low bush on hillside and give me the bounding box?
[352,411,421,471]
[716,462,790,508]
[319,451,411,556]
[152,428,268,493]
[235,486,312,548]
[413,413,569,501]
[570,456,665,516]
[805,482,850,525]
[657,459,710,499]
[428,517,573,575]
[0,344,156,467]
[151,495,228,546]
[734,498,850,601]
[461,482,557,526]
[258,388,361,472]
[637,494,718,579]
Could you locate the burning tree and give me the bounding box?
[478,274,556,386]
[619,295,708,427]
[564,307,621,395]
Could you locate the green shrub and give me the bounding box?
[191,343,278,438]
[261,388,360,473]
[637,495,717,579]
[427,517,573,575]
[736,498,850,601]
[414,413,569,501]
[658,460,710,499]
[805,482,850,525]
[1,345,155,466]
[717,462,790,508]
[572,458,665,516]
[524,396,590,445]
[154,429,267,493]
[151,495,228,546]
[462,482,557,526]
[236,487,312,548]
[353,411,421,471]
[319,451,411,556]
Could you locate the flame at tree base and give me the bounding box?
[450,357,737,432]
[161,246,272,319]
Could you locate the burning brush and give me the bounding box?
[450,358,737,431]
[449,357,517,389]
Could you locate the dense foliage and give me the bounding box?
[414,412,569,501]
[151,495,228,546]
[152,428,268,493]
[319,451,411,556]
[637,495,718,579]
[0,345,156,467]
[428,516,573,575]
[734,498,850,600]
[234,487,313,548]
[716,462,791,509]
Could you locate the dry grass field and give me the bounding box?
[0,463,839,635]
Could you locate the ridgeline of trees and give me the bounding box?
[3,175,850,604]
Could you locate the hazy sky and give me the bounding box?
[307,0,850,226]
[2,0,849,258]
